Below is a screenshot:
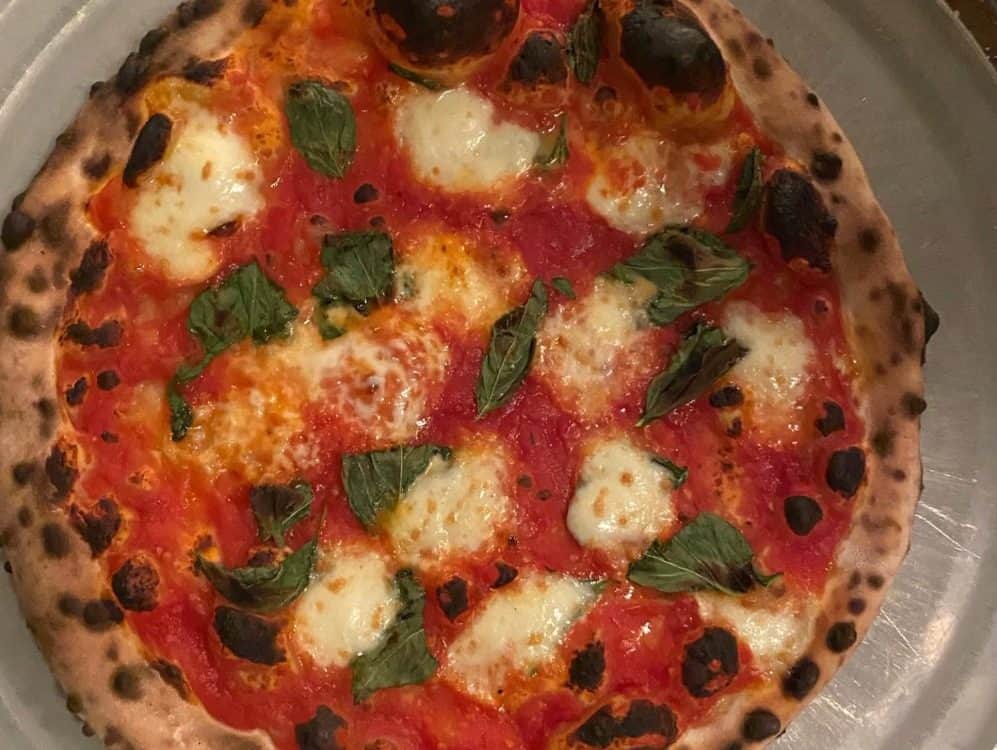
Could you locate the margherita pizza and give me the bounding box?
[0,1,938,748]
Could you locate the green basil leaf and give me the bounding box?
[286,80,357,179]
[551,276,577,299]
[534,118,569,170]
[650,455,688,488]
[725,147,764,233]
[638,323,747,427]
[388,62,445,91]
[250,481,314,546]
[342,444,452,529]
[167,380,193,442]
[351,570,438,702]
[476,280,548,417]
[313,231,394,312]
[611,226,750,326]
[315,303,346,340]
[568,0,602,85]
[196,540,317,612]
[628,512,779,595]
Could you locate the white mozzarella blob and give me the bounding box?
[385,441,513,570]
[131,105,263,282]
[566,437,679,560]
[293,546,401,668]
[585,134,732,236]
[394,87,540,193]
[536,277,656,420]
[723,302,815,436]
[446,571,600,702]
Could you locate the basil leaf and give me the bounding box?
[286,80,357,179]
[250,481,314,546]
[725,147,764,233]
[476,280,548,417]
[351,570,438,702]
[569,0,602,84]
[628,513,779,595]
[638,323,746,427]
[196,540,317,612]
[315,303,346,340]
[167,380,193,442]
[611,227,749,326]
[551,276,576,299]
[535,118,569,170]
[342,444,452,529]
[651,455,688,488]
[313,231,394,312]
[388,62,445,91]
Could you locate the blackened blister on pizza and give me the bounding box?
[213,606,286,665]
[151,659,189,699]
[620,4,727,96]
[436,577,469,620]
[826,621,857,653]
[70,497,121,556]
[65,377,88,406]
[295,705,347,750]
[2,208,36,251]
[572,706,617,747]
[177,0,223,28]
[682,627,739,698]
[82,599,124,631]
[811,150,843,182]
[123,114,173,188]
[616,700,676,742]
[782,657,820,700]
[826,447,866,498]
[764,169,837,272]
[709,385,743,408]
[115,52,150,95]
[492,562,518,588]
[816,400,845,436]
[353,183,380,204]
[65,320,124,348]
[69,240,111,295]
[508,31,567,86]
[112,558,160,611]
[742,709,781,741]
[183,57,230,85]
[45,444,77,500]
[97,370,121,390]
[783,495,822,536]
[568,641,605,691]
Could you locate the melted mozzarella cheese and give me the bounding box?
[394,87,540,193]
[536,277,656,420]
[723,302,815,436]
[566,437,679,561]
[385,440,513,570]
[131,105,263,282]
[293,546,401,668]
[585,135,732,236]
[446,572,600,702]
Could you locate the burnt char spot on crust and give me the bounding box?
[573,700,677,747]
[213,606,285,665]
[243,0,271,27]
[492,561,518,588]
[151,659,189,699]
[508,31,567,86]
[826,447,866,498]
[110,666,143,701]
[70,497,121,555]
[436,577,469,621]
[45,445,78,500]
[682,627,739,697]
[69,240,111,294]
[568,641,605,691]
[858,227,882,254]
[83,152,112,180]
[112,558,161,611]
[872,427,897,458]
[123,114,173,188]
[183,57,230,85]
[620,3,727,96]
[764,169,837,271]
[295,705,347,750]
[816,400,845,436]
[742,709,781,741]
[573,706,616,747]
[65,377,88,406]
[848,597,866,615]
[115,52,150,95]
[811,150,843,182]
[2,209,36,251]
[178,0,223,27]
[65,320,123,348]
[83,599,124,631]
[826,621,857,653]
[12,461,37,485]
[920,294,940,364]
[867,573,885,589]
[58,593,84,617]
[784,496,823,536]
[8,305,42,338]
[139,27,169,56]
[783,657,820,700]
[17,506,33,527]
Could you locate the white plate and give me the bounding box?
[0,1,995,747]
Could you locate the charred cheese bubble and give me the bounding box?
[292,545,402,668]
[536,277,656,421]
[384,439,514,570]
[394,87,540,194]
[130,104,263,283]
[445,571,600,702]
[722,302,816,438]
[566,437,679,562]
[585,134,732,236]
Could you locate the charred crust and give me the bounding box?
[815,400,845,435]
[57,593,85,617]
[65,319,124,348]
[574,700,677,747]
[97,370,121,390]
[82,151,112,180]
[573,706,616,747]
[151,659,189,699]
[17,506,33,527]
[858,227,882,253]
[110,666,143,701]
[811,150,843,182]
[568,641,605,691]
[436,577,469,620]
[70,498,121,556]
[45,444,78,500]
[242,0,271,27]
[492,561,518,588]
[783,495,823,536]
[764,169,836,271]
[41,523,71,558]
[806,91,820,107]
[26,267,49,292]
[872,427,896,458]
[741,709,781,741]
[69,240,111,294]
[112,558,161,611]
[826,447,866,498]
[826,621,857,653]
[82,598,124,631]
[2,209,36,251]
[213,606,285,665]
[115,52,150,95]
[8,305,43,338]
[752,56,772,79]
[867,573,885,589]
[183,57,230,85]
[124,114,173,188]
[508,31,567,86]
[295,705,347,750]
[139,27,169,56]
[12,461,37,485]
[682,627,739,697]
[178,0,223,28]
[782,657,819,700]
[847,597,866,615]
[65,377,88,406]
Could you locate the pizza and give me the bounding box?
[0,0,937,748]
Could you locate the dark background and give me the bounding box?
[946,0,997,63]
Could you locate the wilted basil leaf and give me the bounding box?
[250,481,314,546]
[569,0,602,84]
[628,513,779,595]
[313,231,394,313]
[351,569,438,702]
[551,276,577,299]
[611,226,749,326]
[388,62,445,91]
[535,118,569,170]
[476,280,548,417]
[316,304,346,341]
[638,323,746,427]
[651,455,688,488]
[725,147,765,233]
[285,80,357,179]
[342,444,452,529]
[196,540,317,612]
[167,380,194,442]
